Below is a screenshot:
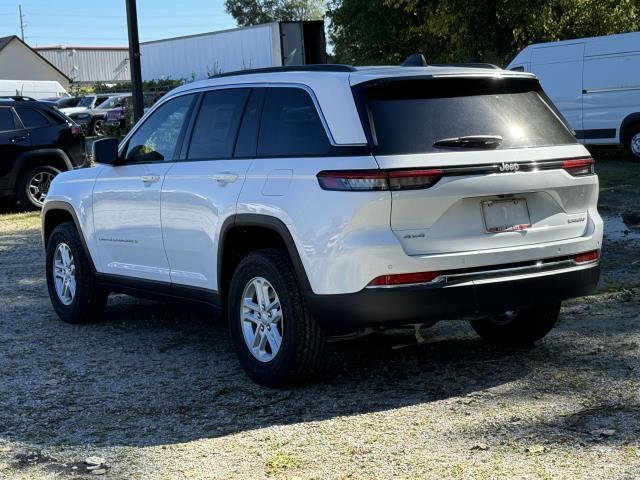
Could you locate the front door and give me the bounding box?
[0,107,30,186]
[92,94,196,282]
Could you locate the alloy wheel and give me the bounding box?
[240,276,283,362]
[27,170,55,206]
[631,132,640,156]
[53,242,76,306]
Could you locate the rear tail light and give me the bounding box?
[317,169,444,191]
[368,271,439,287]
[562,157,594,176]
[70,126,81,137]
[573,250,599,264]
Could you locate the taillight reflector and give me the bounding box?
[574,250,599,264]
[368,271,439,287]
[563,157,594,176]
[317,169,444,191]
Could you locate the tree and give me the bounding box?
[225,0,326,26]
[328,0,640,66]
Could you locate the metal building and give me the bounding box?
[35,46,130,84]
[140,21,326,82]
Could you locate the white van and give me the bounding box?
[0,80,68,100]
[508,32,640,161]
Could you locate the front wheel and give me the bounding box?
[227,249,325,387]
[46,222,108,323]
[470,303,561,346]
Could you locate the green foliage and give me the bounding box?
[88,78,186,94]
[328,0,640,66]
[225,0,325,26]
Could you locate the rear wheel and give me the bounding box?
[46,222,108,323]
[91,119,105,137]
[227,249,325,387]
[624,125,640,162]
[470,303,561,346]
[16,165,60,210]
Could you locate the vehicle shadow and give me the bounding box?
[0,221,636,450]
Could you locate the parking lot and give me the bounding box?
[0,158,638,479]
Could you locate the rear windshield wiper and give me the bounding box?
[433,135,503,149]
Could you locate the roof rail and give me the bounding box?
[431,63,501,70]
[0,95,37,101]
[211,64,356,79]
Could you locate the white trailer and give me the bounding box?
[507,32,640,160]
[0,79,68,99]
[140,21,326,83]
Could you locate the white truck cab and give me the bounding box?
[508,31,640,160]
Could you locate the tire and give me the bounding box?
[469,303,561,346]
[45,222,108,323]
[16,165,60,210]
[91,119,105,137]
[624,124,640,162]
[227,248,325,387]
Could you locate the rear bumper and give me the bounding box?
[305,263,599,331]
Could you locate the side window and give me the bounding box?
[124,94,194,163]
[0,108,16,132]
[15,107,49,128]
[257,88,331,157]
[187,89,249,160]
[234,88,265,158]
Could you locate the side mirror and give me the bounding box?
[93,137,120,165]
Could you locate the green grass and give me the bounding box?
[0,211,40,234]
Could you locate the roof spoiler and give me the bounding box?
[401,53,428,67]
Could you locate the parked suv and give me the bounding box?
[0,96,86,209]
[42,65,603,386]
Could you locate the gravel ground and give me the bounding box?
[0,159,638,480]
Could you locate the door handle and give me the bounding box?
[141,174,161,185]
[212,172,239,185]
[10,135,28,143]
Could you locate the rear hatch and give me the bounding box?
[352,75,597,255]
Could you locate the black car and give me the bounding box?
[0,96,87,209]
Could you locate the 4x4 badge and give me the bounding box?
[498,162,519,172]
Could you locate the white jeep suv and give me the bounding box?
[42,64,603,386]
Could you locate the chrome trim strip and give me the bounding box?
[365,259,599,289]
[583,86,640,94]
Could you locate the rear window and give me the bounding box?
[357,77,576,155]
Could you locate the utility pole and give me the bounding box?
[125,0,144,122]
[18,5,25,41]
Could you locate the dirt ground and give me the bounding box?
[0,157,638,480]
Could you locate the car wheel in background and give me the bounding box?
[91,119,105,137]
[625,125,640,162]
[46,222,108,323]
[227,249,325,387]
[470,303,561,346]
[16,165,60,210]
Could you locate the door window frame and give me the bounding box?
[0,107,23,133]
[117,93,198,165]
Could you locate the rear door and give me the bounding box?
[355,76,596,256]
[161,87,254,292]
[0,107,30,183]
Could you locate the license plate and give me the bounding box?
[482,198,531,233]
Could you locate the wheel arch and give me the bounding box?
[620,112,640,143]
[42,200,96,273]
[10,149,73,190]
[218,214,312,302]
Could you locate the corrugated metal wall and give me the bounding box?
[35,48,130,84]
[140,24,280,82]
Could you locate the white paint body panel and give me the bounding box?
[508,32,640,145]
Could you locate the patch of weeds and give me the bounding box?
[449,463,464,477]
[265,451,301,476]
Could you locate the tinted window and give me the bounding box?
[15,107,49,128]
[0,108,16,131]
[258,88,330,157]
[187,89,249,160]
[234,88,265,158]
[361,78,576,155]
[125,94,194,163]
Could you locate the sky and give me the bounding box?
[0,0,238,47]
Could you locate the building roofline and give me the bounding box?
[140,22,276,45]
[0,35,71,82]
[35,45,128,51]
